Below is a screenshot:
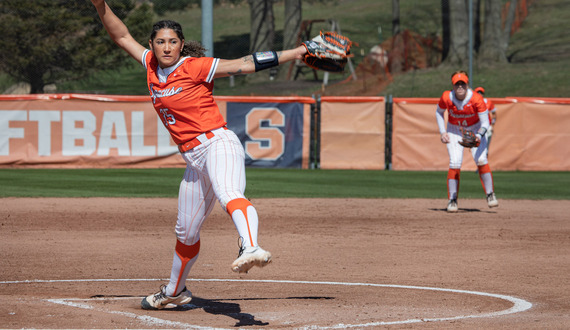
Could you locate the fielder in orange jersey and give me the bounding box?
[91,0,308,310]
[474,87,497,156]
[435,71,499,213]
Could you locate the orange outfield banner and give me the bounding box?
[0,96,183,168]
[392,97,570,171]
[320,96,385,170]
[0,94,314,168]
[1,94,568,170]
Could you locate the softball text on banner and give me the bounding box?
[0,95,313,168]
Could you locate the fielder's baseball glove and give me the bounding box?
[458,128,480,148]
[301,31,354,73]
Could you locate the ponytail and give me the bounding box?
[182,40,207,58]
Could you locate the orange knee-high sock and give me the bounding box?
[172,240,200,295]
[226,198,258,248]
[447,168,461,200]
[477,164,494,194]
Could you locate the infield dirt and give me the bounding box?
[1,197,569,329]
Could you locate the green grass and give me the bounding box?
[1,168,569,200]
[0,168,181,197]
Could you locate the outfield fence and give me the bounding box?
[1,94,568,171]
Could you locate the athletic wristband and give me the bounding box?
[477,127,487,137]
[253,51,279,72]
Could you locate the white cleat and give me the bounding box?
[487,192,499,208]
[140,285,192,310]
[447,199,458,213]
[232,246,272,273]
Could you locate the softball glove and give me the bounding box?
[301,31,354,73]
[458,128,480,148]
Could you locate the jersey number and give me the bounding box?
[159,108,176,126]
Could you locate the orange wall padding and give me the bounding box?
[1,94,568,171]
[392,97,570,171]
[320,97,385,170]
[0,94,314,168]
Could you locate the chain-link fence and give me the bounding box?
[0,0,535,96]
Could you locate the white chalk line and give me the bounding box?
[45,298,215,330]
[2,278,532,329]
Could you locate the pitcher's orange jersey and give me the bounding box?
[438,90,487,127]
[143,50,226,145]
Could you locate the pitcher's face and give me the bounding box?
[150,29,184,69]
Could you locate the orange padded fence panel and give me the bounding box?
[392,98,570,171]
[492,100,570,171]
[319,97,385,170]
[0,94,314,168]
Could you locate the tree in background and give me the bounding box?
[152,0,194,16]
[441,0,518,66]
[151,0,244,16]
[478,0,517,63]
[392,0,400,36]
[444,0,470,65]
[247,0,275,52]
[0,0,152,94]
[283,0,302,50]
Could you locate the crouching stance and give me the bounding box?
[436,71,499,213]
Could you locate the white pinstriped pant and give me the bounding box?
[446,122,489,168]
[176,129,246,246]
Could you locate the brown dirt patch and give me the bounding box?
[1,197,569,328]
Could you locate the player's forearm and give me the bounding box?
[215,46,307,78]
[277,46,307,64]
[478,111,490,131]
[435,107,447,134]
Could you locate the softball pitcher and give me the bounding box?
[436,71,499,213]
[91,0,308,310]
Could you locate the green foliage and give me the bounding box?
[150,0,245,16]
[42,0,569,97]
[152,0,196,16]
[0,168,568,200]
[2,0,567,97]
[0,72,15,93]
[0,0,152,93]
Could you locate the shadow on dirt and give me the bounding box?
[170,295,334,327]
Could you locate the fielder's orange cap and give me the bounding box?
[474,87,485,94]
[452,73,469,85]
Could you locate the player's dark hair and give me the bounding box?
[150,20,206,58]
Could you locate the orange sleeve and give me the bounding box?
[472,93,487,113]
[437,91,450,109]
[182,57,215,83]
[488,99,496,112]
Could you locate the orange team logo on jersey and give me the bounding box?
[150,84,183,104]
[438,90,487,127]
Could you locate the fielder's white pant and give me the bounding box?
[444,122,495,200]
[446,122,489,169]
